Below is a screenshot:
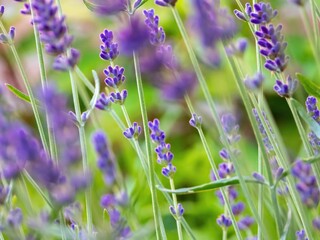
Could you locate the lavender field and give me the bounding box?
[0,0,319,239]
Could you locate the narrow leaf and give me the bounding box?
[90,70,100,109]
[280,209,292,240]
[291,98,320,138]
[296,73,320,99]
[156,176,268,195]
[6,83,40,106]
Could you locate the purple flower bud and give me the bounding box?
[104,65,126,88]
[53,48,80,71]
[273,75,298,98]
[234,9,247,21]
[189,113,202,128]
[133,0,142,9]
[95,93,112,111]
[232,202,245,215]
[217,214,232,228]
[162,163,176,178]
[252,172,265,183]
[169,203,184,216]
[7,208,23,228]
[0,5,4,17]
[21,3,31,15]
[238,216,254,230]
[109,90,128,105]
[219,148,230,160]
[143,9,166,46]
[101,194,116,208]
[100,29,119,61]
[313,217,320,231]
[244,72,264,90]
[155,0,177,7]
[296,229,307,240]
[123,122,142,139]
[148,119,166,144]
[275,167,284,180]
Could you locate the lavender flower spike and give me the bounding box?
[104,65,126,88]
[123,122,142,139]
[143,9,166,46]
[189,113,202,128]
[109,90,128,105]
[100,29,119,61]
[217,214,232,228]
[274,75,298,98]
[95,93,112,111]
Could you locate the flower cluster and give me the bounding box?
[19,0,80,71]
[306,96,320,155]
[92,131,131,239]
[96,29,128,110]
[212,114,255,234]
[234,2,297,97]
[142,9,196,101]
[191,0,237,67]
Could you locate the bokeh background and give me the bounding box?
[0,0,317,239]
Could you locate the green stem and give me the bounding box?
[0,21,49,154]
[185,95,243,239]
[171,7,266,235]
[169,178,183,240]
[133,52,161,239]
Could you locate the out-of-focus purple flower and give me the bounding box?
[95,93,112,111]
[109,90,128,105]
[162,163,176,177]
[225,38,248,56]
[189,113,202,128]
[292,160,319,208]
[218,162,235,178]
[274,75,298,98]
[123,122,142,139]
[252,172,265,183]
[161,71,197,101]
[169,203,184,216]
[0,186,9,205]
[288,0,307,6]
[100,29,119,61]
[104,65,126,88]
[29,0,79,70]
[191,0,237,67]
[306,96,320,155]
[216,214,232,228]
[7,208,23,228]
[85,0,127,15]
[244,72,264,91]
[231,202,245,215]
[313,217,320,231]
[0,5,4,17]
[101,194,116,208]
[117,16,149,55]
[155,0,178,7]
[296,229,308,240]
[20,3,31,15]
[237,216,255,230]
[143,9,165,46]
[92,131,116,185]
[108,208,131,239]
[0,26,16,44]
[53,48,80,71]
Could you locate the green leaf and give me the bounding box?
[280,210,292,240]
[291,98,320,138]
[156,176,268,195]
[6,83,40,106]
[296,73,320,98]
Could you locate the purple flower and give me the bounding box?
[252,172,265,183]
[216,214,232,228]
[123,122,142,139]
[104,65,126,88]
[232,202,245,215]
[108,208,131,239]
[313,217,320,231]
[225,38,248,56]
[92,131,116,185]
[143,9,166,46]
[237,216,254,230]
[221,113,241,144]
[161,71,197,101]
[7,208,23,228]
[155,0,178,7]
[88,0,126,15]
[169,203,184,216]
[292,160,319,208]
[274,75,298,98]
[101,194,116,208]
[218,162,235,178]
[100,29,119,61]
[189,113,202,128]
[53,48,80,71]
[117,16,149,55]
[296,229,308,240]
[244,72,264,91]
[109,90,128,105]
[148,119,166,144]
[95,93,112,111]
[0,5,4,17]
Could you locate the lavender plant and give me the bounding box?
[1,0,320,239]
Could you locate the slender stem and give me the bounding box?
[171,7,265,235]
[29,0,57,161]
[0,21,49,154]
[169,178,183,240]
[75,66,95,93]
[133,52,161,239]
